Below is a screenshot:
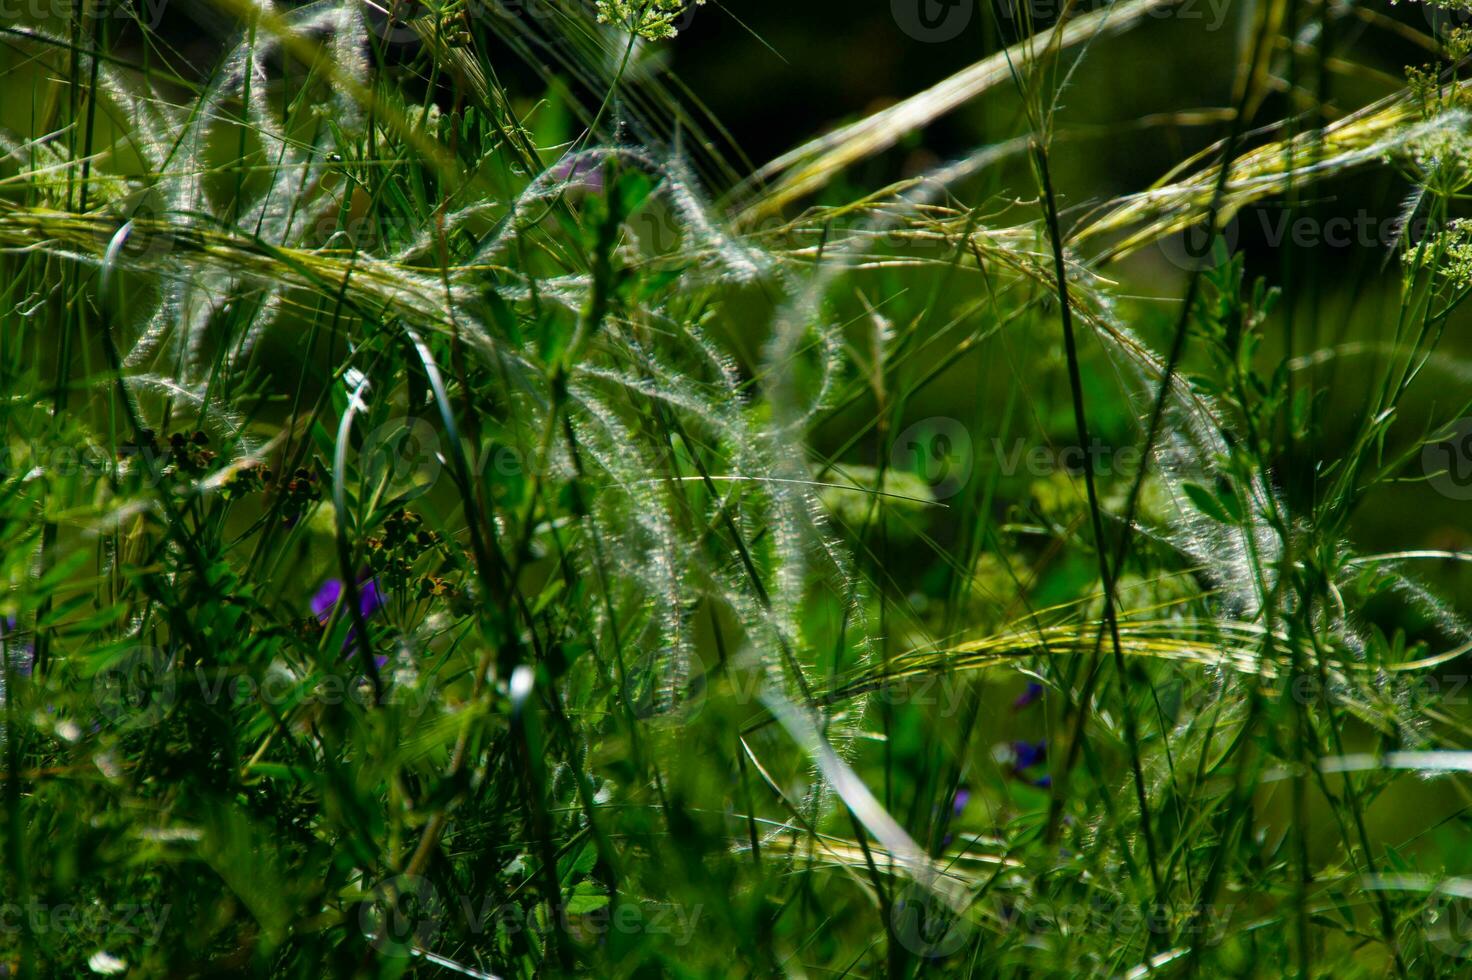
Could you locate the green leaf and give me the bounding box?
[1181,481,1235,524]
[563,880,610,915]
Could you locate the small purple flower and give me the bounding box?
[357,579,385,619]
[311,580,343,620]
[313,577,385,624]
[1013,681,1043,710]
[312,576,386,663]
[549,154,605,193]
[951,785,971,817]
[1032,775,1052,789]
[1011,740,1047,771]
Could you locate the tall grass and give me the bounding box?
[1,0,1472,975]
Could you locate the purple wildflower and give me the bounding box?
[940,784,972,850]
[1011,739,1047,771]
[356,578,385,619]
[313,577,386,624]
[1032,775,1053,789]
[312,577,386,664]
[311,579,342,620]
[1013,681,1043,710]
[549,154,605,193]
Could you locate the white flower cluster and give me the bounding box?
[596,0,705,40]
[1404,218,1472,288]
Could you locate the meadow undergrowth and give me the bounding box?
[2,0,1472,976]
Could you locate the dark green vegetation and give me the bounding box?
[2,0,1472,975]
